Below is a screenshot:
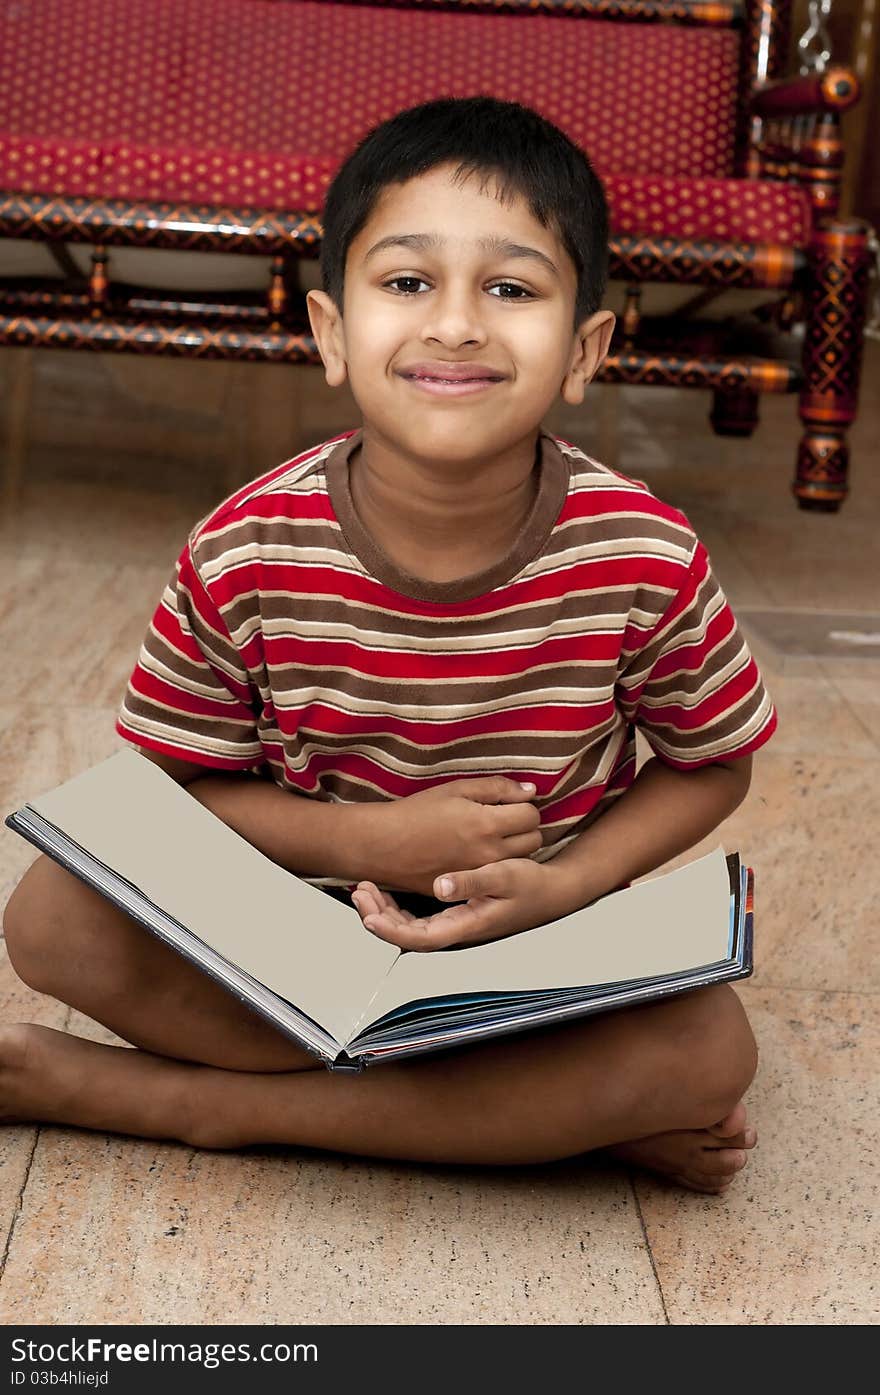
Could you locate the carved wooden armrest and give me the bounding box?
[751,66,860,118]
[747,65,861,218]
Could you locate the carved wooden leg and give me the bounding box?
[796,219,871,511]
[710,387,760,437]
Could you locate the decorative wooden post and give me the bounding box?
[89,246,109,316]
[738,0,793,176]
[267,256,287,330]
[796,219,871,509]
[622,285,641,345]
[796,68,860,219]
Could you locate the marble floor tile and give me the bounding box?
[0,349,353,499]
[1,349,237,469]
[818,660,880,757]
[682,520,773,611]
[717,516,880,613]
[0,468,219,569]
[0,1046,664,1322]
[0,958,69,1278]
[646,750,880,995]
[0,555,173,708]
[634,987,880,1325]
[738,658,880,761]
[732,610,880,679]
[737,753,880,994]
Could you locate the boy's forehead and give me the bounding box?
[350,164,569,272]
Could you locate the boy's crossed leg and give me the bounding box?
[2,856,758,1192]
[4,854,317,1073]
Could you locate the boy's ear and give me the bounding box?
[561,310,616,406]
[306,289,348,388]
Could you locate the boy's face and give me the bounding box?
[307,163,614,468]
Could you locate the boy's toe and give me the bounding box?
[708,1101,748,1139]
[672,1172,732,1195]
[706,1127,755,1151]
[700,1146,748,1175]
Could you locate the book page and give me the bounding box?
[27,750,397,1045]
[361,849,731,1030]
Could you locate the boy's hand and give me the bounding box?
[362,776,544,897]
[351,858,577,952]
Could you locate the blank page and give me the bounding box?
[359,849,731,1031]
[27,750,397,1045]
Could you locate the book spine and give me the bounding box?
[329,1052,366,1073]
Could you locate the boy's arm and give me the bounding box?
[545,753,753,911]
[349,754,754,953]
[137,748,374,883]
[137,750,540,892]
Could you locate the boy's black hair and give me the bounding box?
[319,95,609,331]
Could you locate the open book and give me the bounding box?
[5,750,754,1072]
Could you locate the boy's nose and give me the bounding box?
[419,292,489,349]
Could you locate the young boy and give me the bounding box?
[3,97,775,1193]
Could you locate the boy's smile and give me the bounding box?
[397,372,503,397]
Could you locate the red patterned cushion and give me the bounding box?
[0,0,809,245]
[604,174,812,244]
[1,0,739,193]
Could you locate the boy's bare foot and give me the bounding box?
[607,1101,758,1194]
[0,1022,189,1139]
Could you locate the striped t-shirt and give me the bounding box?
[116,428,777,891]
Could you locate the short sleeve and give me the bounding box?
[116,536,264,771]
[616,540,777,769]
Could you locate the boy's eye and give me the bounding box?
[488,282,534,300]
[383,276,430,295]
[381,277,534,300]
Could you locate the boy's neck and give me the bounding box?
[348,429,542,583]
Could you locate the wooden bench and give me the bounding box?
[0,0,869,508]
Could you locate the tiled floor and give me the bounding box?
[0,342,878,1324]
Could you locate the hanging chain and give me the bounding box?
[798,0,834,73]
